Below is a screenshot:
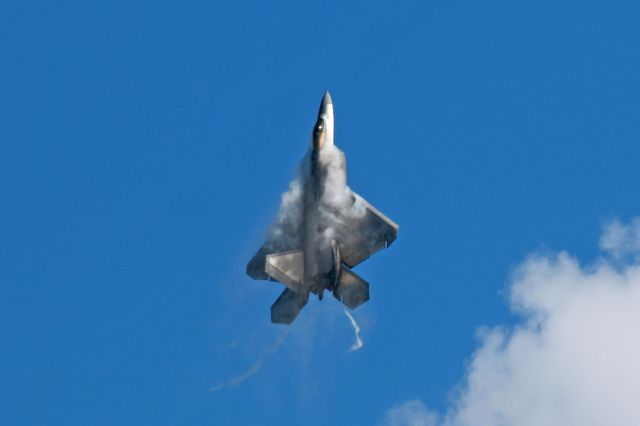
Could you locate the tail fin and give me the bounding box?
[271,288,309,324]
[333,266,369,310]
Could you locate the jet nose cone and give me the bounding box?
[318,91,333,117]
[322,91,332,106]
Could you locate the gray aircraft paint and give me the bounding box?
[247,92,398,324]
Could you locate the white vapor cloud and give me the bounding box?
[210,327,290,392]
[264,142,367,278]
[344,309,364,352]
[383,218,640,426]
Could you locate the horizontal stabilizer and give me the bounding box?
[271,288,309,324]
[333,266,369,310]
[265,250,304,292]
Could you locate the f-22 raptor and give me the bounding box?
[247,92,398,324]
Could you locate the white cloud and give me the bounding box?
[385,400,439,426]
[383,218,640,426]
[600,218,640,260]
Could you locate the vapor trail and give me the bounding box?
[210,327,291,392]
[344,309,363,351]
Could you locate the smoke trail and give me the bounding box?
[319,143,367,219]
[344,309,364,352]
[265,160,307,251]
[210,327,291,392]
[209,382,224,392]
[264,140,367,250]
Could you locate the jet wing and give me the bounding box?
[247,246,274,280]
[337,193,399,268]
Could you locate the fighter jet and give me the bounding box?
[247,92,398,324]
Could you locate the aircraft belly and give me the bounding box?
[246,92,398,324]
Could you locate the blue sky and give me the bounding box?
[2,1,640,425]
